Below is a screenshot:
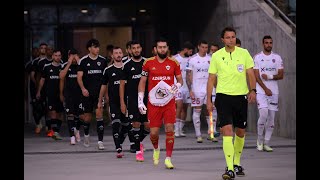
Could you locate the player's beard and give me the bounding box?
[157,51,168,59]
[132,54,141,59]
[184,52,190,57]
[264,47,272,52]
[115,56,122,62]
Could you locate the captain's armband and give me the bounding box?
[141,70,148,77]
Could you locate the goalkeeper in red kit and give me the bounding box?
[138,38,183,169]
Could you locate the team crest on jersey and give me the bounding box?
[129,115,133,119]
[261,59,264,62]
[131,67,135,71]
[97,62,101,66]
[272,59,275,63]
[68,68,71,71]
[152,67,156,70]
[208,61,210,64]
[166,65,170,70]
[237,64,244,72]
[87,63,90,66]
[111,114,115,118]
[49,106,52,110]
[66,108,69,112]
[155,88,169,99]
[50,69,53,72]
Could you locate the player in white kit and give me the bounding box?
[173,41,194,137]
[186,40,218,143]
[253,35,284,152]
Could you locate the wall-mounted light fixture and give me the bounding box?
[81,9,88,14]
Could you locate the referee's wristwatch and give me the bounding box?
[250,89,257,93]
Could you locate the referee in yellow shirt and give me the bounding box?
[206,27,257,180]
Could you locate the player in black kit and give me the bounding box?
[59,48,82,145]
[120,40,149,162]
[98,47,128,158]
[28,43,51,135]
[77,39,107,149]
[36,49,64,140]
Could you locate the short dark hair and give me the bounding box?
[197,40,208,46]
[182,41,194,50]
[126,41,133,49]
[68,48,78,55]
[52,49,61,54]
[221,27,236,38]
[155,37,169,47]
[262,35,272,43]
[236,38,241,45]
[210,44,219,48]
[86,38,100,49]
[130,40,140,47]
[106,44,114,51]
[39,43,48,47]
[112,46,122,53]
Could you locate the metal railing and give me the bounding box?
[258,0,296,35]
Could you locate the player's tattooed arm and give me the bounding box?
[186,69,192,91]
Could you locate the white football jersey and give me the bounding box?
[173,53,189,91]
[253,51,284,94]
[186,53,211,93]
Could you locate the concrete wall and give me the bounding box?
[201,0,296,139]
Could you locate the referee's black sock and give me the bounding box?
[51,119,57,132]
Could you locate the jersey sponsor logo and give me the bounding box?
[131,67,135,71]
[50,75,60,79]
[166,65,170,70]
[261,67,276,72]
[112,73,116,76]
[237,64,244,73]
[87,70,102,74]
[97,62,101,66]
[114,80,120,85]
[68,74,77,78]
[141,70,148,76]
[132,74,141,79]
[196,68,208,72]
[152,76,171,81]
